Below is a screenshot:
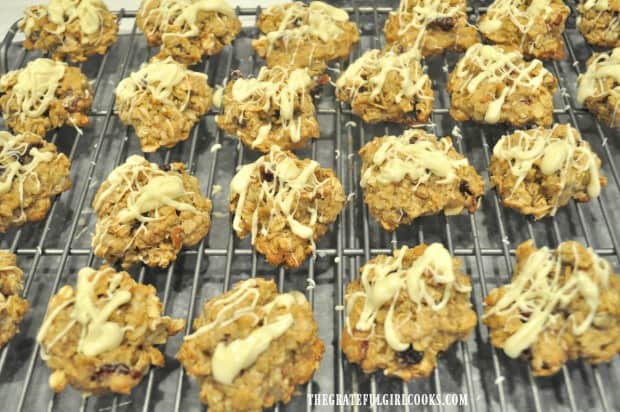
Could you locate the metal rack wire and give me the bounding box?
[0,1,618,411]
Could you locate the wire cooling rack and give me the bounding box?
[0,1,619,411]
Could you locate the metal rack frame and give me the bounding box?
[0,1,618,411]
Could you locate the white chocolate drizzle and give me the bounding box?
[139,0,235,39]
[492,125,602,215]
[116,57,207,110]
[360,129,468,188]
[345,244,471,351]
[0,59,66,120]
[227,66,313,146]
[37,267,132,358]
[577,48,620,128]
[336,48,431,105]
[484,242,612,358]
[184,278,307,384]
[480,0,554,36]
[452,44,551,124]
[230,148,329,248]
[22,0,107,36]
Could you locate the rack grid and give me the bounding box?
[0,1,619,411]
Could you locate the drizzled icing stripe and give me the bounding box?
[492,125,602,215]
[21,0,107,36]
[230,148,327,245]
[139,0,235,39]
[261,1,350,45]
[452,44,551,123]
[0,132,55,207]
[226,66,313,147]
[116,57,207,109]
[577,48,620,127]
[484,242,612,358]
[336,48,431,105]
[0,58,66,120]
[184,279,307,384]
[345,244,471,352]
[392,0,467,51]
[37,267,132,358]
[480,0,554,35]
[361,129,469,187]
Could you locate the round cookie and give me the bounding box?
[215,66,319,152]
[229,148,345,268]
[577,0,620,48]
[37,266,185,394]
[359,129,484,231]
[252,1,360,74]
[490,124,607,219]
[483,240,620,376]
[137,0,242,65]
[0,131,71,233]
[0,251,29,348]
[335,48,434,125]
[578,48,620,130]
[20,0,119,63]
[92,155,212,269]
[115,57,212,152]
[0,58,93,136]
[177,278,324,412]
[342,243,477,380]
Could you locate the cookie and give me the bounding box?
[20,0,118,63]
[0,251,29,348]
[0,58,93,136]
[37,266,185,394]
[177,278,324,412]
[447,44,558,127]
[115,57,212,152]
[577,48,620,130]
[229,148,345,268]
[137,0,242,65]
[342,243,477,380]
[483,240,620,376]
[0,131,71,233]
[383,0,479,57]
[252,1,360,74]
[335,48,434,125]
[92,155,212,269]
[577,0,620,48]
[359,129,484,231]
[215,66,319,152]
[490,124,607,219]
[478,0,570,60]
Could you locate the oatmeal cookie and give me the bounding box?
[177,278,324,412]
[37,266,185,394]
[252,1,360,74]
[383,0,479,57]
[115,57,212,152]
[229,148,345,268]
[0,131,71,233]
[92,155,212,269]
[577,0,620,48]
[137,0,241,65]
[335,48,434,125]
[578,48,620,130]
[478,0,570,60]
[359,129,484,231]
[19,0,118,63]
[216,66,319,152]
[0,58,92,136]
[483,240,620,376]
[447,44,558,127]
[0,251,29,348]
[342,243,477,380]
[490,124,607,219]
